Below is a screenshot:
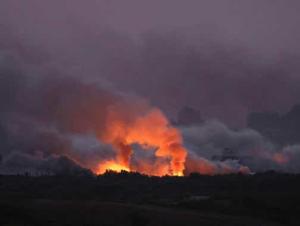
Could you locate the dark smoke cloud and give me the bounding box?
[181,120,274,159]
[248,105,300,146]
[1,1,300,126]
[181,120,300,173]
[1,1,300,174]
[0,152,92,176]
[0,47,158,174]
[0,49,121,173]
[276,145,300,173]
[0,48,299,174]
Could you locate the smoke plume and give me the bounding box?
[1,1,300,175]
[0,48,253,176]
[181,120,300,174]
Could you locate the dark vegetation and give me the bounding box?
[0,171,299,226]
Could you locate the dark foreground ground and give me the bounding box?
[0,171,299,226]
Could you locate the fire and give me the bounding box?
[96,108,187,176]
[96,160,130,174]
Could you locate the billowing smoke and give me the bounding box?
[184,154,250,175]
[181,120,300,174]
[1,0,300,176]
[2,1,300,127]
[0,49,190,176]
[1,47,300,176]
[0,152,91,176]
[0,49,251,176]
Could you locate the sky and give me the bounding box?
[1,0,300,126]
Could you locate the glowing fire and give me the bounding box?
[96,108,187,176]
[96,160,130,174]
[90,103,249,176]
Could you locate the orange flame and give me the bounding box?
[96,108,187,176]
[96,160,130,174]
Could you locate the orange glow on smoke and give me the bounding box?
[96,108,187,176]
[272,153,289,164]
[184,157,217,175]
